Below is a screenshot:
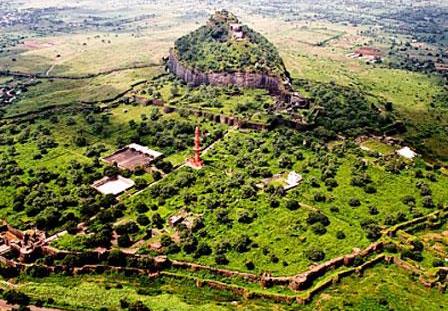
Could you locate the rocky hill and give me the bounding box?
[167,10,305,103]
[172,10,288,77]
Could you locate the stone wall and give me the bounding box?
[264,241,384,291]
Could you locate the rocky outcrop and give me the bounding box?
[167,50,290,97]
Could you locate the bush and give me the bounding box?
[401,195,416,206]
[137,214,150,226]
[422,196,435,208]
[117,234,132,248]
[215,255,229,265]
[336,231,346,239]
[245,261,255,270]
[195,243,212,257]
[383,243,398,253]
[324,178,338,188]
[128,301,150,311]
[152,213,164,229]
[364,224,382,241]
[115,222,139,235]
[134,178,148,190]
[270,254,279,263]
[368,206,379,215]
[135,202,149,213]
[364,185,377,194]
[313,192,326,202]
[3,290,30,306]
[234,235,252,253]
[349,198,361,207]
[238,211,255,224]
[311,223,327,235]
[270,199,280,208]
[306,249,325,262]
[307,211,330,226]
[432,259,444,267]
[285,199,300,211]
[330,206,339,213]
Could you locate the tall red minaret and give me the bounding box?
[187,126,204,169]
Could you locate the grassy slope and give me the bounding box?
[3,67,161,117]
[8,264,448,311]
[303,264,448,311]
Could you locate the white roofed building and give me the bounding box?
[397,147,417,160]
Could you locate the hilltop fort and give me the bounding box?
[167,10,307,108]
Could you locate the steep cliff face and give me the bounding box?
[167,50,289,96]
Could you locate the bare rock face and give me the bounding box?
[167,50,287,96]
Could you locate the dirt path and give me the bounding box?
[45,64,56,77]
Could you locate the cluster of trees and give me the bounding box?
[307,211,330,236]
[123,118,195,155]
[3,152,109,232]
[296,80,397,139]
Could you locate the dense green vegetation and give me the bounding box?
[0,103,225,233]
[174,10,288,76]
[1,1,448,310]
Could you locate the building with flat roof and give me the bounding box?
[103,143,163,171]
[92,175,135,195]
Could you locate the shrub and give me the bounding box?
[353,255,364,267]
[238,211,256,224]
[134,178,148,190]
[310,177,320,187]
[336,231,346,239]
[306,211,330,226]
[313,192,326,202]
[402,195,416,206]
[285,199,300,211]
[117,234,132,248]
[195,243,212,257]
[324,178,338,188]
[420,184,432,196]
[182,237,198,254]
[368,206,379,215]
[364,185,377,194]
[330,206,339,213]
[432,259,444,267]
[3,290,30,306]
[270,199,280,208]
[306,249,325,262]
[135,202,149,213]
[152,213,164,229]
[383,243,398,253]
[215,255,229,265]
[234,235,252,253]
[415,170,424,178]
[364,224,382,241]
[311,223,327,235]
[245,261,255,270]
[422,196,435,208]
[137,214,150,226]
[349,198,361,207]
